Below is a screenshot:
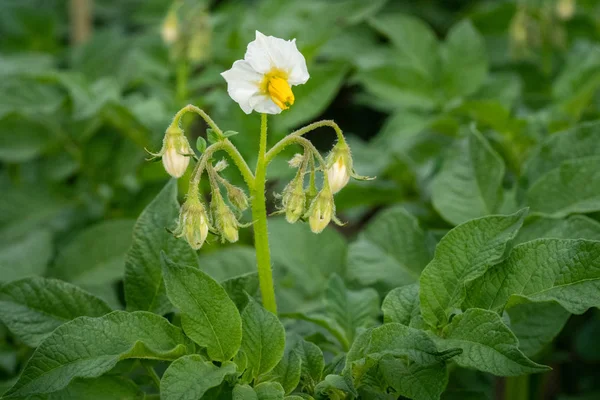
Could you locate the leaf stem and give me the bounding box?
[252,113,277,314]
[143,362,161,390]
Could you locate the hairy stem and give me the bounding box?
[252,114,277,314]
[504,375,529,400]
[189,140,254,191]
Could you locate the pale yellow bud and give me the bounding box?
[308,188,334,234]
[174,197,210,250]
[161,11,179,45]
[327,157,350,194]
[162,133,192,178]
[557,0,576,20]
[282,178,305,224]
[211,192,240,243]
[326,142,352,194]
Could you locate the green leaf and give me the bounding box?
[221,272,260,310]
[324,274,379,344]
[124,180,197,315]
[160,355,237,400]
[382,283,423,328]
[198,246,256,282]
[233,384,258,400]
[254,382,285,400]
[441,20,488,100]
[527,156,600,218]
[465,239,600,314]
[364,324,460,400]
[347,207,431,288]
[0,277,112,347]
[52,220,135,285]
[314,374,356,399]
[262,350,302,395]
[436,309,549,376]
[0,115,56,163]
[419,209,527,328]
[524,120,600,184]
[507,301,570,357]
[241,298,285,379]
[379,357,449,400]
[161,254,242,362]
[207,129,220,144]
[515,215,600,244]
[196,136,207,153]
[294,340,324,393]
[368,13,439,81]
[3,311,193,398]
[432,128,505,225]
[0,230,52,283]
[268,218,346,310]
[223,130,239,138]
[42,376,144,400]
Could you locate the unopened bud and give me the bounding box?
[326,142,352,194]
[307,186,334,234]
[282,177,305,223]
[557,0,575,20]
[161,10,179,45]
[158,126,194,178]
[211,192,240,243]
[173,196,210,250]
[226,185,249,212]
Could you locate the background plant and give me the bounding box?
[2,0,600,399]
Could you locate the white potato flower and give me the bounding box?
[221,31,309,114]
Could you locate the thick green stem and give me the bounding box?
[252,114,277,314]
[504,375,529,400]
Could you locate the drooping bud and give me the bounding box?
[306,184,334,234]
[211,191,240,243]
[226,184,249,212]
[282,176,306,224]
[151,125,194,178]
[326,141,352,194]
[173,195,210,250]
[161,9,179,45]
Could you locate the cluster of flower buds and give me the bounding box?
[147,124,194,178]
[172,193,211,250]
[207,159,249,244]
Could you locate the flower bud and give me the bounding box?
[557,0,575,20]
[307,186,334,234]
[173,196,210,250]
[282,177,306,224]
[326,142,351,194]
[161,9,179,45]
[226,185,249,212]
[161,126,193,178]
[211,192,240,243]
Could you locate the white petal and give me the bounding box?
[249,93,282,115]
[221,60,262,114]
[245,31,309,85]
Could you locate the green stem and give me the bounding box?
[143,362,161,390]
[504,375,529,400]
[252,113,277,314]
[264,119,344,165]
[265,135,327,168]
[189,140,254,191]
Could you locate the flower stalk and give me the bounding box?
[149,33,371,315]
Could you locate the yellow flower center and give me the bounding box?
[260,70,294,110]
